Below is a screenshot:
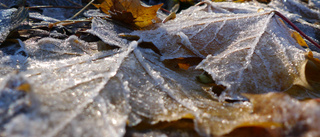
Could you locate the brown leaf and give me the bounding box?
[242,92,320,136]
[93,0,163,28]
[131,1,311,99]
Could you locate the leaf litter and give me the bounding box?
[0,0,320,137]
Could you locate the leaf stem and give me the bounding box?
[273,11,320,49]
[161,8,171,14]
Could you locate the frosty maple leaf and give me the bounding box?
[93,0,163,28]
[129,1,320,99]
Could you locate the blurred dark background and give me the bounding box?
[142,0,200,12]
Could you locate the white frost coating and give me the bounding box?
[103,79,130,137]
[196,13,306,99]
[3,40,137,137]
[200,19,226,51]
[98,47,202,126]
[43,41,137,137]
[130,9,277,60]
[133,48,199,113]
[270,0,320,21]
[88,18,129,48]
[27,35,101,63]
[131,1,308,99]
[28,12,60,22]
[235,12,274,96]
[177,31,205,58]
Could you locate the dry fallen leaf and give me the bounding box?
[198,92,320,136]
[130,1,320,100]
[93,0,163,28]
[241,92,320,137]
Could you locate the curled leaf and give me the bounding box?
[284,51,320,99]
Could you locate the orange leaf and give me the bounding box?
[291,31,308,48]
[15,83,31,92]
[93,0,163,28]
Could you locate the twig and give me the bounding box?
[274,11,320,49]
[0,2,8,8]
[69,0,95,20]
[48,18,93,29]
[161,8,171,14]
